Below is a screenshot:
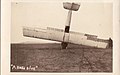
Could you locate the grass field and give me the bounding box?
[11,43,112,72]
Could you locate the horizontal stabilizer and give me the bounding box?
[63,2,80,11]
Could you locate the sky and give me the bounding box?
[11,2,113,43]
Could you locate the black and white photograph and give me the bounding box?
[10,2,113,72]
[1,0,120,74]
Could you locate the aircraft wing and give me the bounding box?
[23,27,109,48]
[23,27,64,42]
[69,31,109,48]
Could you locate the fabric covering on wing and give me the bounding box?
[23,27,109,48]
[23,27,64,42]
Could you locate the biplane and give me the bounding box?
[23,2,112,49]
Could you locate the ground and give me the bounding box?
[11,43,112,72]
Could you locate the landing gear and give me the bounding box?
[61,42,68,49]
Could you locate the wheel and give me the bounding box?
[61,42,68,49]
